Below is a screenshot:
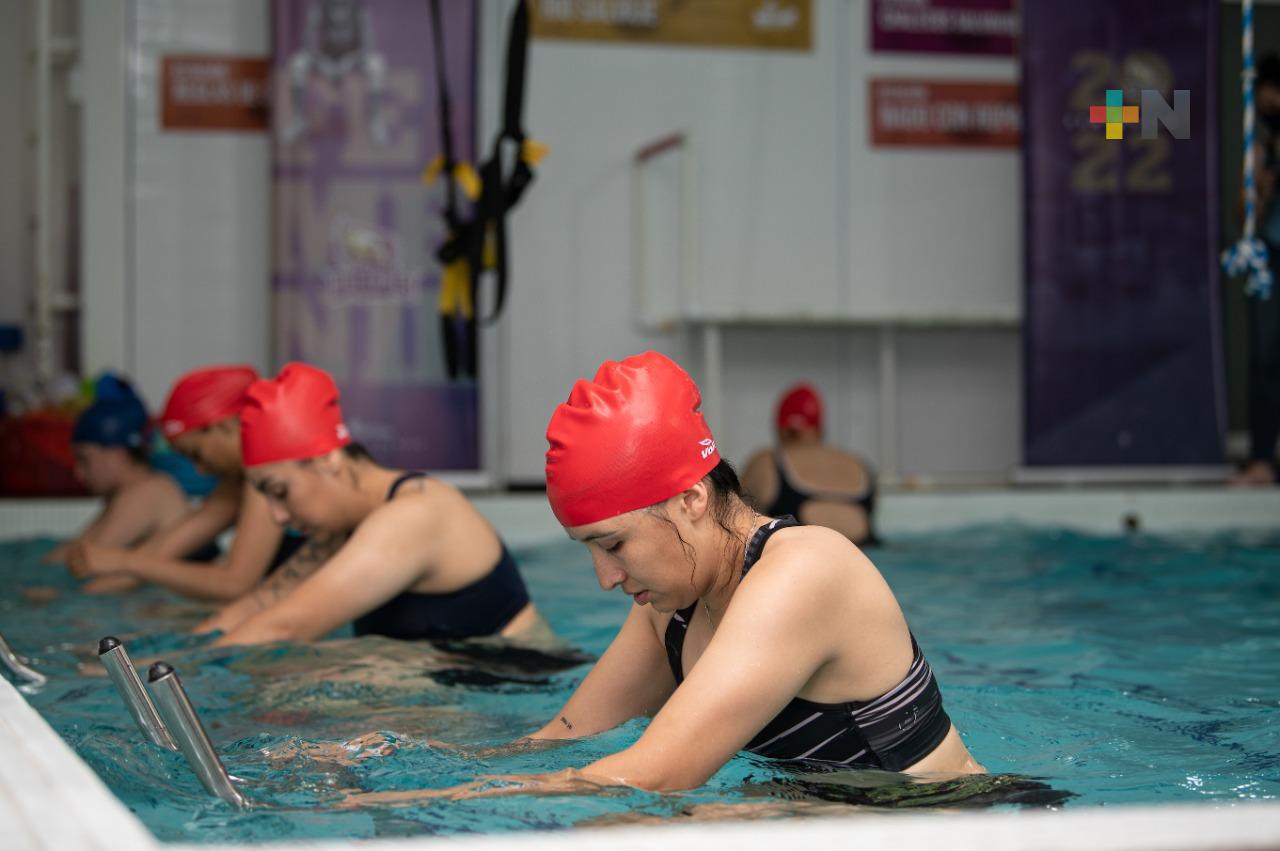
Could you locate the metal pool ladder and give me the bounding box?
[147,661,250,809]
[98,637,178,751]
[0,633,47,686]
[96,636,250,809]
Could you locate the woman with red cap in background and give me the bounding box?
[344,351,980,805]
[204,362,549,645]
[741,382,878,546]
[69,365,336,599]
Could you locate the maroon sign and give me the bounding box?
[161,56,270,131]
[870,79,1020,148]
[870,0,1017,55]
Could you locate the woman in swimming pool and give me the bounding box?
[346,351,983,804]
[741,382,879,546]
[204,362,548,645]
[69,365,334,598]
[44,378,189,566]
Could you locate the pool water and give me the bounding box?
[1,526,1278,843]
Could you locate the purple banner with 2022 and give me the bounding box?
[272,0,479,470]
[870,0,1017,55]
[1022,0,1225,466]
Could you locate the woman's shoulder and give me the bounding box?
[746,523,876,592]
[384,474,475,518]
[371,474,485,536]
[127,469,186,503]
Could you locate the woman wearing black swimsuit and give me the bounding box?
[205,362,548,646]
[741,382,878,546]
[347,351,982,805]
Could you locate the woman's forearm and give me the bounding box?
[338,768,626,810]
[125,553,260,601]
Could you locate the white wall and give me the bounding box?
[484,0,1022,483]
[81,0,271,409]
[72,0,1023,482]
[0,2,33,365]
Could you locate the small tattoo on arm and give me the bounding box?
[560,716,573,731]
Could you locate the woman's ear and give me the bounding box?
[318,448,345,475]
[677,479,711,522]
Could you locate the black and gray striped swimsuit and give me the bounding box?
[663,516,952,771]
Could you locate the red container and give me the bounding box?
[0,413,87,497]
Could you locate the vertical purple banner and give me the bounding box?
[272,0,479,470]
[1023,0,1224,466]
[870,0,1017,55]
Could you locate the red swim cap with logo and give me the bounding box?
[545,351,721,527]
[240,362,352,467]
[776,383,823,432]
[161,365,259,439]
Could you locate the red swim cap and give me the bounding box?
[161,365,259,439]
[776,383,823,432]
[545,351,720,527]
[240,362,352,467]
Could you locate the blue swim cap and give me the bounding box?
[73,396,149,449]
[94,372,139,403]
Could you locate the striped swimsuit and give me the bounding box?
[663,516,952,771]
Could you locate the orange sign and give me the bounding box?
[161,55,270,132]
[531,0,811,51]
[870,79,1020,148]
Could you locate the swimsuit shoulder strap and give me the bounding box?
[741,515,799,578]
[664,516,798,685]
[386,471,429,501]
[663,603,699,685]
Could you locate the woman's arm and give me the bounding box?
[528,603,675,741]
[344,544,845,807]
[78,478,178,548]
[574,559,832,791]
[70,483,283,601]
[43,507,107,564]
[138,479,241,557]
[213,497,441,646]
[193,534,343,634]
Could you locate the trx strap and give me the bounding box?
[425,0,545,380]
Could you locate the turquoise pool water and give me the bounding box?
[1,526,1278,843]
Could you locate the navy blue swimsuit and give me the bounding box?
[664,516,951,771]
[352,473,531,641]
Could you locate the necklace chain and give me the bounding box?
[703,509,760,633]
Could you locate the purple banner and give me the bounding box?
[272,0,479,470]
[870,0,1017,55]
[1022,0,1224,466]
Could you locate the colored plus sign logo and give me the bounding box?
[1090,89,1140,140]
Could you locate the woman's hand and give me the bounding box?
[67,542,132,579]
[82,575,143,595]
[192,608,233,635]
[42,542,72,565]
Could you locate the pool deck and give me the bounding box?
[2,488,1280,849]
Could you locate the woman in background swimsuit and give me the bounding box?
[206,362,548,646]
[741,382,878,546]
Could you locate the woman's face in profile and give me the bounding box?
[569,499,701,613]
